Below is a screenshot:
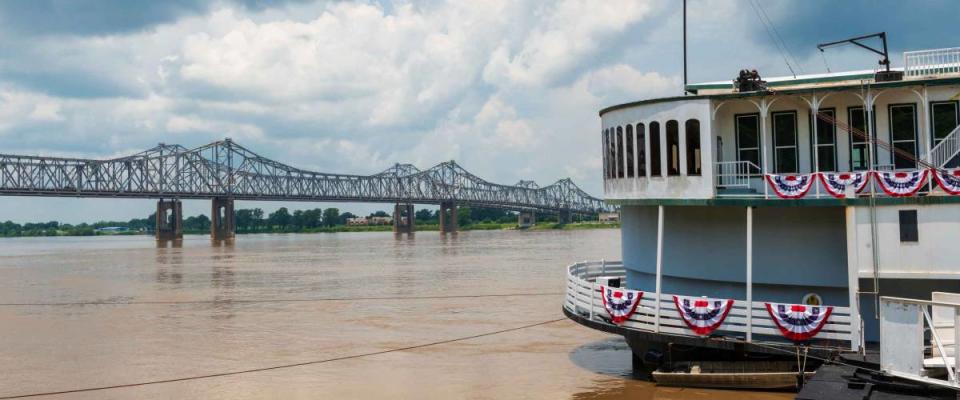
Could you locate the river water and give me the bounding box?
[0,229,789,399]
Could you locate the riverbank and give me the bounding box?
[0,221,620,238]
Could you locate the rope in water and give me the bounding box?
[0,292,564,307]
[0,318,568,399]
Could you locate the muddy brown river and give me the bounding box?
[0,229,789,399]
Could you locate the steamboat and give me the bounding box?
[563,37,960,397]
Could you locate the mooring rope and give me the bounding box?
[0,318,568,399]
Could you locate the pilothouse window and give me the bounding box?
[650,122,662,176]
[686,119,701,175]
[636,123,646,177]
[666,120,680,176]
[616,126,625,178]
[626,124,635,178]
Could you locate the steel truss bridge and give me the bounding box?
[0,139,610,215]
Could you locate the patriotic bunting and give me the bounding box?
[818,172,869,199]
[673,296,734,336]
[599,285,643,324]
[933,169,960,195]
[873,170,929,197]
[765,173,816,199]
[765,303,833,341]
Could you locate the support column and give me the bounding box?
[558,209,571,224]
[439,201,458,234]
[654,205,664,333]
[517,211,536,228]
[155,199,183,240]
[746,206,753,342]
[393,203,415,234]
[211,197,235,241]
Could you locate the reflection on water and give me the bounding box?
[0,230,789,399]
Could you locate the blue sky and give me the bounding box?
[0,0,956,223]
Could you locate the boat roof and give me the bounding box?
[599,70,960,117]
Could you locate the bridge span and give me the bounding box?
[0,139,611,239]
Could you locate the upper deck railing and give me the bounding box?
[904,47,960,78]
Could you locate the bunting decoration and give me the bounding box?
[933,169,960,195]
[673,296,734,335]
[765,173,816,199]
[874,170,929,197]
[818,172,870,198]
[599,286,643,324]
[765,303,833,341]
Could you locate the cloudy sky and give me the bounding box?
[0,0,957,223]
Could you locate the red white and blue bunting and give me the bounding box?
[599,286,643,324]
[933,169,960,195]
[765,303,833,341]
[873,170,929,197]
[765,173,816,199]
[818,172,870,199]
[673,296,734,336]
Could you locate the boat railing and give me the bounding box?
[715,160,761,189]
[565,261,856,350]
[879,294,960,390]
[904,47,960,78]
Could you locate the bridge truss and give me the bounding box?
[0,139,611,214]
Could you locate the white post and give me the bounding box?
[811,97,821,198]
[845,207,863,352]
[655,205,664,333]
[955,307,960,383]
[746,206,754,342]
[760,103,770,199]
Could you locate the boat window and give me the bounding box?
[636,123,646,177]
[650,122,662,176]
[625,124,635,178]
[889,104,918,169]
[932,101,959,146]
[812,109,838,172]
[899,209,918,242]
[608,128,616,179]
[848,107,872,171]
[772,111,798,173]
[601,129,608,179]
[666,121,680,176]
[616,126,625,178]
[735,114,760,169]
[685,119,701,175]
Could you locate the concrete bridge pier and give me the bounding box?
[518,211,536,228]
[393,203,415,234]
[558,210,571,224]
[155,199,183,240]
[438,201,458,234]
[211,197,235,241]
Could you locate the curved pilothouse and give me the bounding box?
[565,45,960,386]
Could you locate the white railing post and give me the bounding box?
[746,206,753,342]
[655,205,664,333]
[955,307,960,384]
[589,280,596,321]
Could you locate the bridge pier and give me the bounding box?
[211,197,235,241]
[438,201,458,234]
[393,203,415,234]
[518,211,536,228]
[155,199,183,240]
[558,210,571,224]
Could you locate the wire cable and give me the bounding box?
[0,292,564,307]
[748,0,798,77]
[753,0,804,75]
[0,318,568,399]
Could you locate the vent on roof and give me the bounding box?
[734,69,768,92]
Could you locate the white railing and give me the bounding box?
[904,47,960,78]
[879,294,960,390]
[565,261,856,349]
[928,124,960,168]
[715,161,760,189]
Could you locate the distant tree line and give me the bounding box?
[0,206,600,237]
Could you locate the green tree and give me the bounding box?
[269,207,292,229]
[184,214,211,231]
[415,208,434,222]
[322,208,340,227]
[338,212,356,225]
